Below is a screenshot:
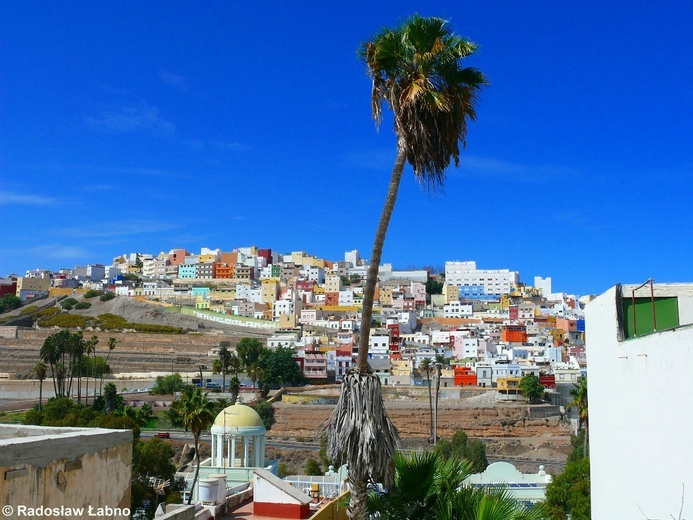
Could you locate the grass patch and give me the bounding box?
[0,411,26,424]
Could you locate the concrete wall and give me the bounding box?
[587,285,693,519]
[0,425,133,519]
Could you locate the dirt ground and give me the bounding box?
[268,394,572,474]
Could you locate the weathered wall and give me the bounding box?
[0,426,133,519]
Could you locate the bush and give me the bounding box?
[84,290,104,299]
[99,292,116,302]
[74,301,92,309]
[38,314,91,328]
[60,298,79,310]
[305,458,323,476]
[35,307,60,320]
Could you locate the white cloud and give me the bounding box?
[86,102,175,136]
[59,220,181,239]
[0,191,58,205]
[158,69,189,91]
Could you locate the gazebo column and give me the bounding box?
[226,434,231,467]
[211,434,218,466]
[231,436,237,468]
[244,436,249,467]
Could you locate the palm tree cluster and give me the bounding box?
[327,15,487,518]
[38,330,116,406]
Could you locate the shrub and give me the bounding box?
[84,290,103,299]
[35,307,60,320]
[60,298,79,310]
[99,292,116,302]
[38,314,91,328]
[74,301,91,309]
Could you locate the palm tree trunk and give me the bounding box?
[188,435,201,505]
[434,366,441,446]
[426,371,433,442]
[347,477,368,520]
[356,144,407,371]
[39,379,43,411]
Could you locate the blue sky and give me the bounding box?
[1,2,691,296]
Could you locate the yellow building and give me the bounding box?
[261,279,281,304]
[443,283,459,304]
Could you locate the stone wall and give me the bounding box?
[0,425,133,519]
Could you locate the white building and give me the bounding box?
[443,301,474,318]
[344,250,360,268]
[586,283,693,519]
[445,261,519,300]
[368,334,390,359]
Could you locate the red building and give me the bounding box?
[539,374,556,388]
[454,366,477,387]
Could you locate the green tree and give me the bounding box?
[367,451,543,520]
[250,399,276,430]
[34,361,47,411]
[327,16,486,518]
[519,374,545,404]
[0,294,21,313]
[102,382,122,414]
[544,458,590,520]
[259,346,304,388]
[176,387,216,504]
[218,342,232,391]
[99,337,117,396]
[568,376,589,457]
[305,458,323,476]
[441,429,488,474]
[151,373,186,395]
[236,338,265,390]
[425,279,444,295]
[131,438,184,518]
[84,335,98,405]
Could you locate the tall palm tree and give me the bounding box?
[327,15,486,518]
[84,335,98,405]
[40,334,60,397]
[219,343,232,391]
[100,337,117,396]
[419,357,434,442]
[178,386,216,504]
[34,361,47,411]
[568,376,589,456]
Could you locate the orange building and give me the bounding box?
[214,262,235,279]
[454,366,477,386]
[501,325,527,343]
[324,292,339,306]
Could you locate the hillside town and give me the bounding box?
[1,246,588,392]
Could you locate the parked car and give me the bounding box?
[154,432,170,439]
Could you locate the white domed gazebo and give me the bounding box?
[210,399,266,469]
